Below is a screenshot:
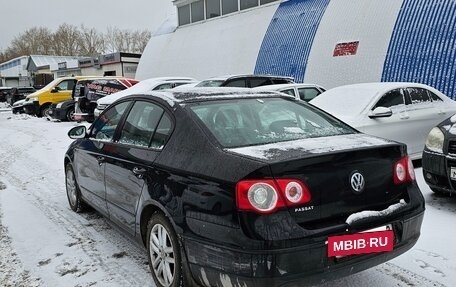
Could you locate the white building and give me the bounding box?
[137,0,456,99]
[0,56,30,87]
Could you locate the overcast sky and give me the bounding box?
[0,0,175,51]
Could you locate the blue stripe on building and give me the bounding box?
[382,0,456,99]
[254,0,330,83]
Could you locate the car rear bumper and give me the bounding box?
[183,211,424,287]
[422,149,456,194]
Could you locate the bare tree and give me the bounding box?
[105,27,151,54]
[51,24,81,55]
[131,30,152,53]
[78,25,106,56]
[8,27,53,57]
[0,24,152,63]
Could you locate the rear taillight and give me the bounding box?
[393,156,415,184]
[236,179,311,214]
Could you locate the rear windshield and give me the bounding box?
[188,97,355,148]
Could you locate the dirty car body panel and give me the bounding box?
[65,89,425,286]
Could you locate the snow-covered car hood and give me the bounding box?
[12,99,26,107]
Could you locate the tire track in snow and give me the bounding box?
[0,199,42,287]
[0,121,154,287]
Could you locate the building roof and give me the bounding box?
[26,55,81,72]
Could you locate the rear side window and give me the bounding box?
[373,89,405,109]
[407,88,431,104]
[92,101,131,141]
[298,87,321,102]
[428,90,443,102]
[189,98,354,148]
[118,101,164,148]
[150,113,173,149]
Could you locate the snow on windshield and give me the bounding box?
[310,86,377,116]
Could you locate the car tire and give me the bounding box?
[431,187,450,197]
[65,164,87,213]
[147,212,186,287]
[40,105,51,118]
[66,109,75,122]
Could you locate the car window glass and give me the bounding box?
[224,79,247,87]
[189,98,354,148]
[56,80,75,91]
[281,89,296,97]
[373,89,405,109]
[150,113,173,149]
[92,101,130,141]
[407,88,431,104]
[249,78,273,88]
[118,101,164,148]
[195,80,224,87]
[428,90,443,102]
[298,88,321,102]
[154,83,174,90]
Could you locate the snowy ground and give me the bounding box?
[0,107,455,287]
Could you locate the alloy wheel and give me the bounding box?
[66,168,78,207]
[149,223,175,287]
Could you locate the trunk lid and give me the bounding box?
[227,134,407,227]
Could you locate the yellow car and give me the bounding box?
[23,76,98,117]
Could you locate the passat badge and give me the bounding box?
[350,171,365,194]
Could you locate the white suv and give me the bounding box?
[94,77,197,117]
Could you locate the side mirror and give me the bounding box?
[368,107,393,118]
[51,87,60,93]
[68,126,87,139]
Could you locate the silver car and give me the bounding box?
[310,82,456,160]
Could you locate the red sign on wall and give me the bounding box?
[333,41,360,57]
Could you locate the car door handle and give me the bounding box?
[132,167,146,178]
[97,156,105,165]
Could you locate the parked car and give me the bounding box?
[94,77,197,117]
[49,77,138,122]
[422,114,456,195]
[310,82,456,160]
[23,76,95,117]
[65,88,424,287]
[195,74,294,88]
[6,87,36,105]
[0,87,12,102]
[253,83,325,101]
[12,99,26,114]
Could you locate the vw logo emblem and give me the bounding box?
[350,171,365,194]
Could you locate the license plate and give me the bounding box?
[450,167,456,180]
[328,228,394,257]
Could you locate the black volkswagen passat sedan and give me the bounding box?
[65,89,425,287]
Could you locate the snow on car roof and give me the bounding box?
[97,77,197,105]
[253,83,323,91]
[135,87,292,107]
[309,82,435,116]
